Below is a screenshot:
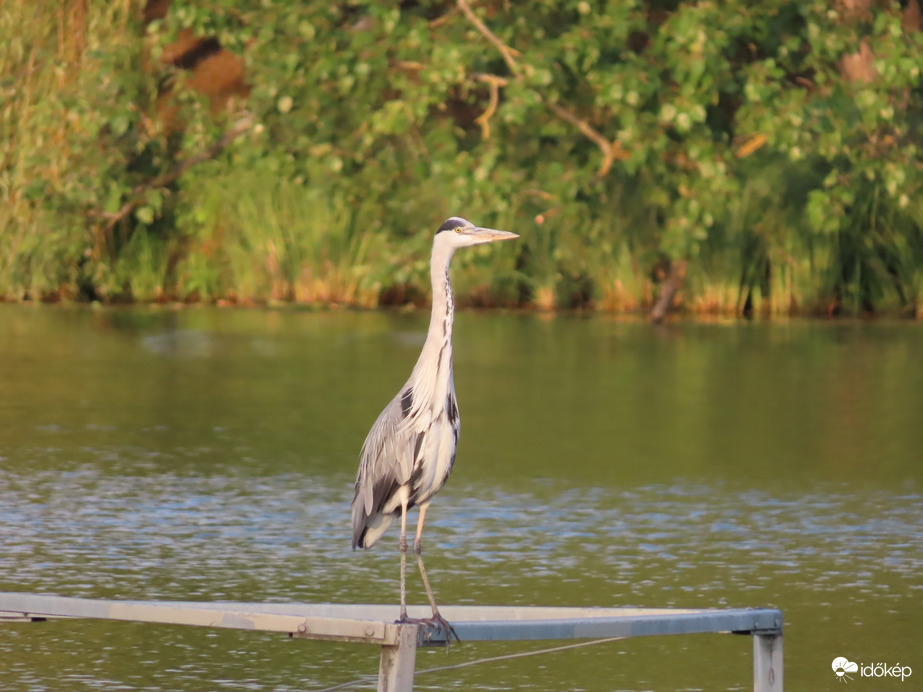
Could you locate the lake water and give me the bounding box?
[0,306,920,691]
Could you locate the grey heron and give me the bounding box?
[351,216,518,634]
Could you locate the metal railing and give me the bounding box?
[0,593,783,692]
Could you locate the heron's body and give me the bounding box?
[350,217,517,629]
[351,258,459,548]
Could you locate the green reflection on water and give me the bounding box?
[0,305,920,691]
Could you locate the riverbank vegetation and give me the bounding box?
[3,0,923,317]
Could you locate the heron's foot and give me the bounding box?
[395,613,460,646]
[425,612,460,644]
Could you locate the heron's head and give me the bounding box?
[435,217,519,248]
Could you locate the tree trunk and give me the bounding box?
[651,259,687,323]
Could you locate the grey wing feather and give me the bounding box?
[351,387,428,549]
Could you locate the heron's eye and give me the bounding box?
[454,227,461,233]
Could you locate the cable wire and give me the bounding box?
[313,636,625,691]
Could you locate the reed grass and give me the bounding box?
[183,172,388,307]
[1,0,140,300]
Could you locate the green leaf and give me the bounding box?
[136,206,155,225]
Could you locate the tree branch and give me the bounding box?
[457,0,627,176]
[543,100,628,175]
[472,73,507,140]
[94,114,254,230]
[456,0,520,73]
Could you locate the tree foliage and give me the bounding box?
[3,0,923,315]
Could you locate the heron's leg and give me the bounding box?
[414,504,459,643]
[413,504,440,617]
[399,494,409,622]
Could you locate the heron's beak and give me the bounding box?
[470,227,520,244]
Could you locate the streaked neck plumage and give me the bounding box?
[406,237,455,404]
[426,238,455,347]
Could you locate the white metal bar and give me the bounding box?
[378,624,418,692]
[0,594,394,644]
[0,593,783,691]
[0,594,781,642]
[754,633,784,692]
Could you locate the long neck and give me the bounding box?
[401,238,456,425]
[426,240,455,346]
[408,239,455,390]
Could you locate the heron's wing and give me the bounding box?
[354,390,429,518]
[351,378,458,549]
